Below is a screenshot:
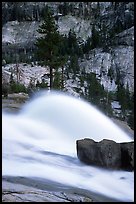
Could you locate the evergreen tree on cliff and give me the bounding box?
[35,6,65,89]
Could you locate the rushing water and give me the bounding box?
[2,91,134,201]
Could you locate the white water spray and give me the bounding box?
[2,91,134,201]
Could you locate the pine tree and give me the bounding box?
[68,54,80,76]
[87,72,106,104]
[35,6,64,89]
[83,36,91,53]
[53,68,62,90]
[67,29,79,55]
[127,93,134,129]
[91,24,100,49]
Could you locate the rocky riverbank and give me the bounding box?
[2,176,121,202]
[2,93,29,113]
[2,179,93,202]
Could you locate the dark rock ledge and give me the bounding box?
[76,138,134,171]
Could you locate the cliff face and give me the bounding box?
[2,2,134,92]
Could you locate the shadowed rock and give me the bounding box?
[76,138,134,171]
[120,141,134,171]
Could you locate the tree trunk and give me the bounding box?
[50,67,53,89]
[61,65,64,89]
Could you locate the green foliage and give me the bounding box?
[82,25,101,52]
[116,85,126,110]
[35,5,66,89]
[87,73,106,103]
[2,84,9,97]
[58,2,74,16]
[68,54,80,76]
[116,81,134,129]
[79,72,113,116]
[113,66,134,128]
[58,35,68,56]
[58,2,69,16]
[53,69,62,90]
[107,67,115,82]
[85,74,103,101]
[35,7,60,65]
[66,29,82,56]
[108,91,117,101]
[10,82,27,93]
[127,93,134,130]
[127,114,134,130]
[113,18,124,34]
[2,54,13,64]
[36,79,48,89]
[68,29,77,50]
[9,72,27,93]
[83,36,92,54]
[115,68,125,88]
[91,24,101,49]
[116,83,131,112]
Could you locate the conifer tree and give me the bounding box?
[68,54,80,76]
[91,24,100,49]
[35,6,65,89]
[67,29,79,55]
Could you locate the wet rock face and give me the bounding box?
[99,139,121,168]
[120,142,134,170]
[76,139,121,169]
[76,138,134,171]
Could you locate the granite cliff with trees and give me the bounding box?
[2,2,134,130]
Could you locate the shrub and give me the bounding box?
[10,81,28,93]
[2,84,10,97]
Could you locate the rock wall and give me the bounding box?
[2,2,134,92]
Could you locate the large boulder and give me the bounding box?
[76,138,134,171]
[120,141,134,170]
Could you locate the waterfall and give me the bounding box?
[2,90,134,201]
